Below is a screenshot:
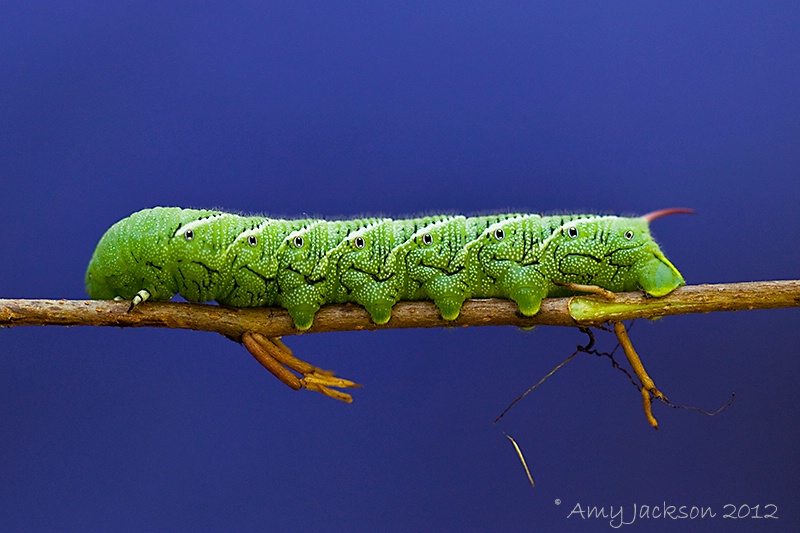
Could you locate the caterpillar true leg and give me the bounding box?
[242,332,361,402]
[613,321,668,430]
[126,289,152,311]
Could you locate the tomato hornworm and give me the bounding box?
[85,207,690,330]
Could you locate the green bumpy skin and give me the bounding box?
[85,207,686,330]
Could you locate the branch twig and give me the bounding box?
[1,280,798,340]
[2,280,798,408]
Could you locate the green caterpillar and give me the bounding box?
[85,207,690,330]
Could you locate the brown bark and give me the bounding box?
[1,280,797,341]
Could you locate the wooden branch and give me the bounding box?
[3,280,797,406]
[1,280,798,340]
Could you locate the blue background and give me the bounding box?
[1,1,798,531]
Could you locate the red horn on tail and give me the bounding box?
[641,208,695,222]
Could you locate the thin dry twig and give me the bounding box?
[614,321,667,430]
[1,280,798,340]
[503,432,535,489]
[2,280,798,406]
[494,328,595,424]
[242,332,361,402]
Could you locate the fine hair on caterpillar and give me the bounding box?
[85,207,692,330]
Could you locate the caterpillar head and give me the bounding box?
[85,207,230,303]
[616,208,693,297]
[85,207,199,301]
